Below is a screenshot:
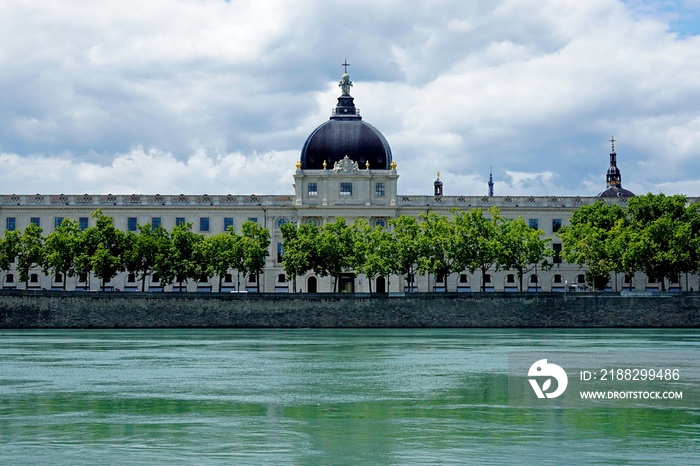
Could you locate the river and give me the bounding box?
[0,329,698,464]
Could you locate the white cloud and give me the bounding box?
[0,0,699,197]
[0,148,298,195]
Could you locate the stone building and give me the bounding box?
[1,70,693,293]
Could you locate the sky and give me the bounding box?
[1,0,699,197]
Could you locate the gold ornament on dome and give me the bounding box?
[391,160,397,169]
[323,160,327,169]
[366,161,370,169]
[296,160,301,169]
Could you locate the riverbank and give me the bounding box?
[1,290,698,328]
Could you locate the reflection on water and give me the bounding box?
[0,329,698,464]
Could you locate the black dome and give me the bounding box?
[598,186,635,198]
[300,72,392,170]
[301,119,392,170]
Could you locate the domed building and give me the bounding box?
[2,65,693,295]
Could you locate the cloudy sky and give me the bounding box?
[1,0,699,197]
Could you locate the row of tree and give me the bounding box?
[2,193,695,293]
[559,193,700,291]
[0,210,271,291]
[280,209,553,292]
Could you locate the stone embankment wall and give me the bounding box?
[0,290,698,328]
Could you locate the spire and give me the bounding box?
[606,134,622,188]
[434,170,443,196]
[488,167,494,197]
[332,62,360,120]
[597,134,634,198]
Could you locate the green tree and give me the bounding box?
[607,217,639,288]
[499,217,552,291]
[43,218,82,290]
[124,223,170,291]
[202,232,241,292]
[85,210,128,291]
[281,222,318,293]
[625,193,700,290]
[418,212,462,292]
[351,219,396,293]
[458,207,505,292]
[315,218,354,292]
[389,216,424,292]
[16,223,46,288]
[559,201,625,290]
[241,221,270,292]
[155,222,203,292]
[0,230,21,273]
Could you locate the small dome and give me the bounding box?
[598,186,635,198]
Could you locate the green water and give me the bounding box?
[0,329,698,464]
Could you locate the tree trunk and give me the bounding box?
[142,273,147,292]
[481,267,487,292]
[237,272,240,292]
[369,276,372,294]
[518,269,523,292]
[218,275,223,293]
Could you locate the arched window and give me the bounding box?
[307,276,317,293]
[30,274,39,283]
[553,274,562,284]
[375,218,386,228]
[459,274,468,283]
[277,218,287,229]
[530,275,539,284]
[127,273,136,283]
[577,274,586,284]
[506,274,515,284]
[278,274,286,283]
[6,274,14,284]
[55,273,63,283]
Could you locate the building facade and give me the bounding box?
[1,71,695,293]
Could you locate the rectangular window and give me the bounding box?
[30,217,41,227]
[79,217,89,230]
[6,217,16,231]
[340,182,353,196]
[308,182,318,196]
[200,217,210,232]
[553,243,562,264]
[127,217,138,232]
[176,217,186,226]
[528,219,539,230]
[224,218,234,231]
[248,217,258,224]
[552,219,562,233]
[277,242,284,263]
[151,217,162,230]
[54,217,64,229]
[375,182,385,197]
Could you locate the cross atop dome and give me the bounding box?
[610,134,616,152]
[341,59,351,73]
